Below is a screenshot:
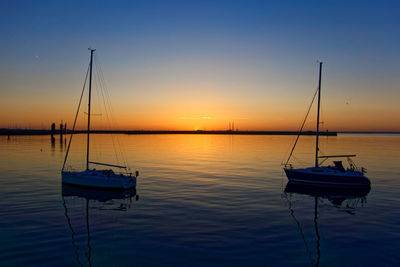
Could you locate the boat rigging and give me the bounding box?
[61,48,138,189]
[283,62,370,187]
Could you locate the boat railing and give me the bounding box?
[283,163,293,169]
[346,157,367,173]
[115,170,139,178]
[63,165,78,172]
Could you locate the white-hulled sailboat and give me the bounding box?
[283,62,370,187]
[61,49,138,189]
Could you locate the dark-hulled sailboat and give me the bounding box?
[283,62,370,187]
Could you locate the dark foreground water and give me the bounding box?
[0,134,399,266]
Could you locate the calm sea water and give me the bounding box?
[0,134,399,266]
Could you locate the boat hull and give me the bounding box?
[284,181,370,197]
[62,170,136,189]
[62,183,136,200]
[284,167,370,187]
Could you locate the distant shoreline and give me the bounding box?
[1,129,399,136]
[1,129,335,136]
[338,131,400,134]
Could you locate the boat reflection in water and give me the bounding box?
[61,184,138,266]
[283,182,370,266]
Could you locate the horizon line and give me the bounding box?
[1,128,400,135]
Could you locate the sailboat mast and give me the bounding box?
[315,62,322,167]
[86,48,95,170]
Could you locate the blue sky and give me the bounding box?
[1,0,399,130]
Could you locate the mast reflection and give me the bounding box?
[283,182,370,266]
[62,184,138,266]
